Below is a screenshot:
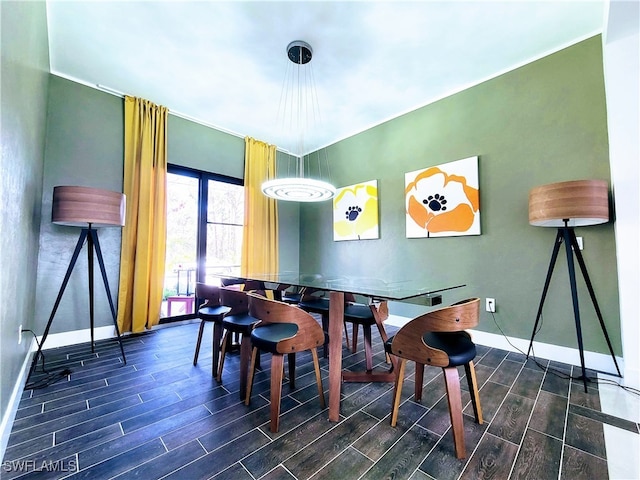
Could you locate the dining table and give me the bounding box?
[215,271,465,422]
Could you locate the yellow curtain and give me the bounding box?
[117,96,168,333]
[241,137,279,276]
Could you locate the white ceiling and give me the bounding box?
[46,1,605,154]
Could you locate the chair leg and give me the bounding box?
[311,348,325,408]
[193,321,205,366]
[270,354,285,433]
[212,322,223,378]
[372,313,391,364]
[287,352,296,389]
[414,362,424,401]
[321,313,329,358]
[343,320,350,351]
[363,324,373,371]
[245,346,258,406]
[390,358,406,427]
[238,334,252,400]
[443,366,466,459]
[217,330,230,382]
[464,361,483,424]
[352,323,359,352]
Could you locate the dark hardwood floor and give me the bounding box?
[3,318,637,479]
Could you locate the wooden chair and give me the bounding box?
[217,287,260,399]
[193,283,231,377]
[299,291,389,370]
[385,297,483,459]
[245,292,326,433]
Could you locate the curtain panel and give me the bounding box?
[241,137,279,276]
[117,96,168,333]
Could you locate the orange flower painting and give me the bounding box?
[333,180,379,241]
[405,156,480,238]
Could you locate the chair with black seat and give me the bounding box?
[385,297,483,459]
[299,291,389,371]
[344,299,391,372]
[245,292,326,433]
[216,287,261,399]
[193,283,231,377]
[297,290,344,358]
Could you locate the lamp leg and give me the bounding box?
[90,228,127,364]
[29,229,89,376]
[562,227,589,392]
[527,229,563,358]
[568,230,622,378]
[87,228,95,352]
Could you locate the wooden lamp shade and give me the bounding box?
[528,180,609,227]
[52,186,125,227]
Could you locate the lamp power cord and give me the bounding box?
[22,329,72,390]
[488,311,639,397]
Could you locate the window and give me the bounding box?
[163,165,243,318]
[205,179,244,280]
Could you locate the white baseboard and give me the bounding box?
[385,314,624,379]
[0,339,36,463]
[36,325,120,350]
[468,329,624,378]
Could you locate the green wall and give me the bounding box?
[35,76,301,335]
[168,115,245,178]
[35,77,125,334]
[300,36,621,355]
[168,115,301,275]
[0,0,50,453]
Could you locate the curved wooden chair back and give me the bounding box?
[390,298,480,367]
[195,282,221,307]
[247,292,325,353]
[219,287,250,315]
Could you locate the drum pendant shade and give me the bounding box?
[52,186,125,227]
[528,179,609,227]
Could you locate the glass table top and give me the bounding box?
[214,271,465,302]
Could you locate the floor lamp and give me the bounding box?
[30,186,128,375]
[527,179,621,392]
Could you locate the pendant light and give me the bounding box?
[261,41,336,202]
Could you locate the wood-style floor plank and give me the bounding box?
[3,320,628,480]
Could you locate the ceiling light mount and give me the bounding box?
[287,40,313,65]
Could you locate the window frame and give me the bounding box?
[167,163,244,287]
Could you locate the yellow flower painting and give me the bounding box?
[405,156,480,238]
[333,180,379,241]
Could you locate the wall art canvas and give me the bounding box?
[405,156,480,238]
[333,180,379,241]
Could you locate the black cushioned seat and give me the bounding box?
[385,331,476,367]
[344,303,376,323]
[216,288,261,399]
[297,297,329,313]
[281,292,302,304]
[250,323,299,352]
[222,312,260,332]
[199,305,231,318]
[193,283,232,377]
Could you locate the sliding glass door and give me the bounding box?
[203,179,244,281]
[162,165,243,319]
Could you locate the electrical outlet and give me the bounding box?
[486,298,496,313]
[576,236,583,250]
[18,325,22,344]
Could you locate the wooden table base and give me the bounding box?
[342,369,395,383]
